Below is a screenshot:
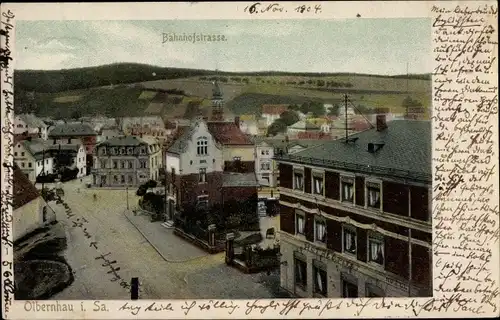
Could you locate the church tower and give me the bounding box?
[210,75,224,121]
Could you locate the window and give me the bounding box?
[367,182,381,209]
[113,175,118,183]
[199,168,207,183]
[128,160,133,169]
[260,161,270,171]
[233,156,241,161]
[197,195,209,209]
[313,265,328,296]
[140,160,147,168]
[261,150,265,155]
[101,159,107,169]
[342,280,358,298]
[113,160,118,169]
[14,152,17,156]
[21,152,25,156]
[21,162,25,168]
[343,226,357,254]
[314,219,327,243]
[293,170,304,191]
[197,137,208,156]
[128,175,133,184]
[120,147,125,155]
[295,213,305,235]
[28,162,32,168]
[341,177,354,202]
[46,159,48,165]
[121,175,125,183]
[294,258,307,289]
[312,173,324,195]
[265,150,269,155]
[120,161,125,169]
[368,235,384,265]
[171,168,176,180]
[127,147,133,155]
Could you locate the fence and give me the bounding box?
[173,215,224,253]
[231,244,280,273]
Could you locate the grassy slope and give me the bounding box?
[17,64,431,119]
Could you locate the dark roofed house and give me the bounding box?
[13,164,56,242]
[274,117,433,298]
[48,122,97,156]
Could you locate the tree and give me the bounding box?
[279,110,300,126]
[267,121,287,136]
[402,96,423,109]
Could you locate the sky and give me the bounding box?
[15,19,431,75]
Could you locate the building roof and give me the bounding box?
[21,138,52,160]
[49,122,97,137]
[261,104,288,115]
[222,172,259,187]
[164,120,177,130]
[98,135,153,147]
[14,133,40,143]
[288,120,321,130]
[13,164,40,210]
[277,120,431,182]
[207,122,253,145]
[17,114,46,128]
[167,125,196,154]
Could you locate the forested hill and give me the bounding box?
[15,63,431,93]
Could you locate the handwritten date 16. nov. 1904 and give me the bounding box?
[243,3,322,15]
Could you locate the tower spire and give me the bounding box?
[210,68,224,121]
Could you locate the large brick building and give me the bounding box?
[274,116,432,298]
[164,81,258,222]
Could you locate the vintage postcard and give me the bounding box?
[1,1,498,319]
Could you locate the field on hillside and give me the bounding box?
[17,73,431,119]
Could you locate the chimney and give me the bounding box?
[376,115,387,132]
[234,116,240,127]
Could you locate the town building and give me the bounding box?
[92,135,162,188]
[164,81,258,222]
[13,164,56,242]
[286,120,321,138]
[119,116,165,133]
[97,125,123,143]
[14,113,49,140]
[49,139,87,178]
[261,104,289,127]
[14,137,54,183]
[164,118,225,220]
[274,117,432,298]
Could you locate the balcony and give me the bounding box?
[279,187,431,234]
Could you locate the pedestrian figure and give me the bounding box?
[93,193,97,201]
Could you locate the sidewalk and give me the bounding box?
[123,210,209,263]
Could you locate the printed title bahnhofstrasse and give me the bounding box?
[162,32,227,44]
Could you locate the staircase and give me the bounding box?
[161,220,174,229]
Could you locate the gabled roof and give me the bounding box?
[21,138,51,159]
[288,120,321,130]
[17,114,46,128]
[167,125,197,154]
[261,104,288,115]
[13,164,40,210]
[14,133,40,143]
[49,123,97,137]
[207,122,253,145]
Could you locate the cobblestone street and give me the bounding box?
[50,177,284,300]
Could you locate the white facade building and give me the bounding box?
[15,114,49,140]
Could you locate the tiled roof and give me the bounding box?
[98,135,149,147]
[17,114,46,128]
[48,123,97,137]
[296,131,332,140]
[166,126,194,154]
[13,164,40,210]
[280,120,431,180]
[261,104,289,115]
[207,122,253,145]
[222,172,259,187]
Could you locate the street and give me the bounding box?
[49,177,285,300]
